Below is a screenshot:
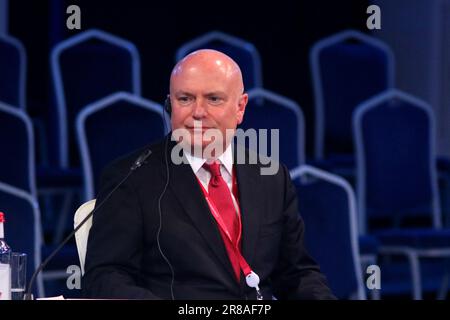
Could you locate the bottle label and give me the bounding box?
[0,263,11,300]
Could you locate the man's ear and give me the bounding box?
[236,93,248,125]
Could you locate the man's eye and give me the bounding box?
[209,97,222,104]
[178,97,191,104]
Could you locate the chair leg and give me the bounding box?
[406,251,422,300]
[370,288,381,300]
[437,258,450,300]
[437,273,449,300]
[37,273,45,298]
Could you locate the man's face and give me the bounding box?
[170,61,247,153]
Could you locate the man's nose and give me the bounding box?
[192,100,207,119]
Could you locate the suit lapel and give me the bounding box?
[167,144,237,282]
[234,146,263,266]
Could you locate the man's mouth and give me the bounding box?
[186,126,212,132]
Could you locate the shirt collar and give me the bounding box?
[183,143,234,175]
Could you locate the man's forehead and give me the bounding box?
[173,89,228,96]
[170,69,233,91]
[170,51,244,93]
[173,49,238,71]
[172,62,233,80]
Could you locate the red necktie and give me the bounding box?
[203,162,241,281]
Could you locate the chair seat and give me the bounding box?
[359,234,380,254]
[374,228,450,249]
[380,259,448,296]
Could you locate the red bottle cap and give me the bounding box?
[0,212,4,223]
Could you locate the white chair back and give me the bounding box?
[74,199,96,275]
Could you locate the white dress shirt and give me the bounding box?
[183,144,240,213]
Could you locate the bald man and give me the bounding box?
[82,50,335,300]
[169,49,247,155]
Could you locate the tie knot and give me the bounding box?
[203,161,221,178]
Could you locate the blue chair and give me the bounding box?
[238,88,305,170]
[0,182,44,298]
[290,165,366,299]
[0,34,26,110]
[0,35,50,168]
[353,89,450,299]
[175,30,262,90]
[51,28,141,168]
[439,158,450,227]
[310,30,394,170]
[0,102,36,196]
[76,92,168,201]
[41,29,141,243]
[0,102,78,296]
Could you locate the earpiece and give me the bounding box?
[164,95,172,114]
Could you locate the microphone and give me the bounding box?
[130,148,152,171]
[24,148,152,300]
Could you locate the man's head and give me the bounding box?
[169,49,248,156]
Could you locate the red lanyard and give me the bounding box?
[196,172,252,276]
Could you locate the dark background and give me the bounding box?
[8,0,369,155]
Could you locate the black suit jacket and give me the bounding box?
[82,136,335,299]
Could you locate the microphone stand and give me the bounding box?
[24,149,152,300]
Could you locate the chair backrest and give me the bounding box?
[175,30,262,90]
[353,89,441,234]
[0,35,26,110]
[74,199,96,275]
[238,88,305,169]
[76,92,168,201]
[0,182,44,298]
[0,101,36,196]
[310,29,394,159]
[51,29,141,168]
[290,165,365,299]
